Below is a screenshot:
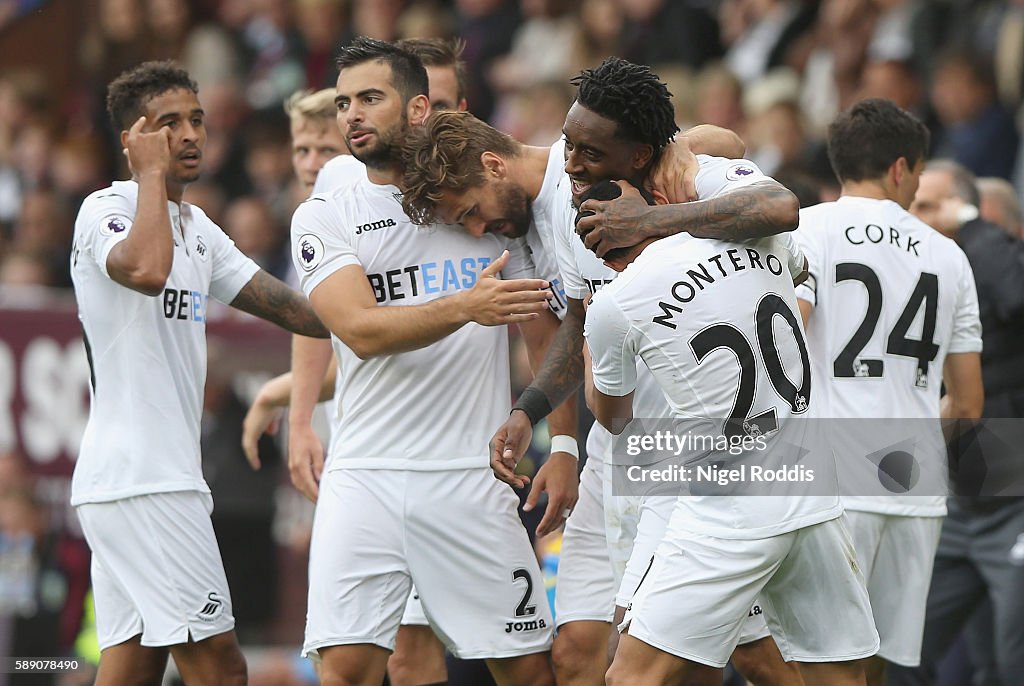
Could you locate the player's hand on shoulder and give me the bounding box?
[123,116,171,177]
[462,250,553,326]
[647,136,699,204]
[490,411,534,488]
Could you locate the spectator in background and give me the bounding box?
[9,188,72,287]
[201,339,282,645]
[795,0,876,137]
[241,114,295,225]
[284,87,347,214]
[0,454,77,686]
[0,249,54,288]
[693,63,747,139]
[721,0,815,85]
[930,50,1020,180]
[489,0,582,98]
[456,0,521,121]
[575,0,623,70]
[889,159,1024,686]
[620,0,722,72]
[294,0,349,90]
[223,196,291,281]
[977,176,1024,239]
[144,0,193,62]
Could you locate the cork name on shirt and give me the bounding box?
[653,247,788,330]
[843,224,921,256]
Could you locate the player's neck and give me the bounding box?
[840,180,897,204]
[508,146,549,200]
[365,163,402,187]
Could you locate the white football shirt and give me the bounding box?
[316,153,566,319]
[585,231,842,539]
[292,174,535,471]
[794,196,982,515]
[545,151,789,462]
[70,180,260,505]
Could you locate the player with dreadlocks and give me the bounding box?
[400,57,808,685]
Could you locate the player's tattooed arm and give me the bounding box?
[490,297,586,487]
[529,296,586,409]
[577,179,799,258]
[230,270,331,338]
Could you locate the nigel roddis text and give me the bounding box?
[366,257,494,303]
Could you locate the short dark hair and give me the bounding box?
[827,98,930,183]
[400,111,520,225]
[335,37,429,104]
[570,57,679,153]
[397,37,466,104]
[106,60,198,132]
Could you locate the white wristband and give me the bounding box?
[550,435,580,459]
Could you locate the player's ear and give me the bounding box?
[408,94,431,127]
[631,143,654,172]
[650,188,669,205]
[481,151,506,179]
[891,156,909,185]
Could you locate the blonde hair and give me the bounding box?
[284,88,337,125]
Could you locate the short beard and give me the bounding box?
[493,181,533,238]
[349,111,408,170]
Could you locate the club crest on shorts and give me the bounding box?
[100,216,128,236]
[197,592,225,621]
[726,163,757,181]
[297,234,325,272]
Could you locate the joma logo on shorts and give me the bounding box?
[505,619,547,633]
[355,218,397,234]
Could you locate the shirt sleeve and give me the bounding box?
[948,250,983,354]
[291,194,360,298]
[313,155,364,195]
[201,214,261,304]
[553,206,588,300]
[692,155,770,199]
[584,292,638,396]
[775,232,807,283]
[498,236,537,279]
[792,209,823,306]
[77,194,136,279]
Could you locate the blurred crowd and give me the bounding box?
[2,0,1024,682]
[1,0,1023,290]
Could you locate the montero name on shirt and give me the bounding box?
[653,246,790,330]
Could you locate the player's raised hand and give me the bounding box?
[647,136,699,204]
[576,181,657,258]
[462,250,553,326]
[526,451,580,537]
[490,411,534,488]
[288,421,324,503]
[123,116,171,177]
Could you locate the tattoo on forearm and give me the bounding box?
[533,303,585,409]
[231,271,330,338]
[671,181,797,241]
